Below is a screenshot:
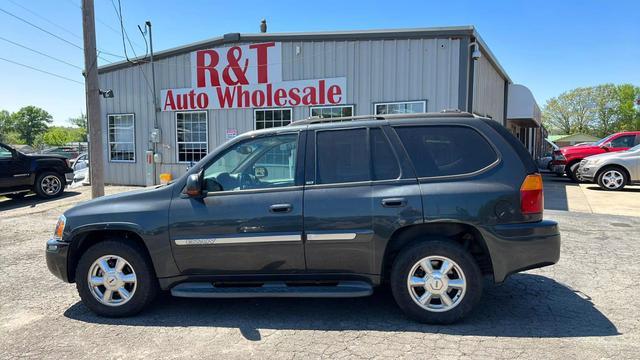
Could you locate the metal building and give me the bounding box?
[97,25,543,186]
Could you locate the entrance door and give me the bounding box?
[169,132,306,275]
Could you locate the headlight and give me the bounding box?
[53,215,66,240]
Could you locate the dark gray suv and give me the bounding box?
[46,112,560,324]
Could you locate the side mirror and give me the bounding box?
[185,173,203,197]
[601,143,612,151]
[254,166,268,178]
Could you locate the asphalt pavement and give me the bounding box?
[1,187,639,359]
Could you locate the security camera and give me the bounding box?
[472,48,482,60]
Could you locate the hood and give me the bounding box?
[26,153,67,160]
[560,144,603,155]
[584,152,617,161]
[65,185,172,218]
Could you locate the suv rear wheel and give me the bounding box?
[76,240,158,317]
[35,172,65,198]
[390,240,483,324]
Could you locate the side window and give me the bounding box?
[316,128,370,184]
[203,134,298,192]
[0,145,13,159]
[610,135,635,148]
[371,128,400,180]
[395,126,498,177]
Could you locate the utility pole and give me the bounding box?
[81,0,104,198]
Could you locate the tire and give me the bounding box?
[390,240,483,324]
[5,193,27,199]
[596,167,628,191]
[75,240,158,317]
[34,172,65,198]
[565,162,580,182]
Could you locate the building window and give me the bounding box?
[255,108,292,129]
[107,114,135,162]
[310,105,354,119]
[176,111,208,163]
[374,101,426,115]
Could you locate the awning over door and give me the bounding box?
[507,84,541,128]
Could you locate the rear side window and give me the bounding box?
[395,126,497,177]
[316,128,369,184]
[371,128,400,180]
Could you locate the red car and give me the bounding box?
[551,131,640,181]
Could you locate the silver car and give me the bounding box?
[577,144,640,190]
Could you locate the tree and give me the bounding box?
[0,110,14,142]
[591,84,619,137]
[616,84,640,131]
[543,87,595,134]
[11,106,52,146]
[68,112,87,142]
[42,127,81,146]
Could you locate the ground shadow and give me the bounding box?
[64,274,618,339]
[0,191,81,212]
[542,173,576,211]
[586,186,640,193]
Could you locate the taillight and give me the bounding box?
[520,173,543,214]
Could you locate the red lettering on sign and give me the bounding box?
[237,86,250,107]
[288,87,301,106]
[216,87,237,108]
[196,50,220,87]
[252,89,265,107]
[196,93,209,109]
[222,46,249,85]
[274,88,287,106]
[249,42,275,84]
[328,85,342,104]
[164,90,176,110]
[302,86,317,105]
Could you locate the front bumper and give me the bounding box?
[46,238,71,282]
[481,220,561,283]
[64,172,74,185]
[576,165,598,182]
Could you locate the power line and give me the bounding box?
[0,6,124,62]
[0,35,83,70]
[66,0,142,48]
[0,56,84,85]
[6,0,83,41]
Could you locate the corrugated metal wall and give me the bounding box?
[99,37,467,185]
[471,54,506,123]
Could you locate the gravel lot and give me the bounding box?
[1,186,639,359]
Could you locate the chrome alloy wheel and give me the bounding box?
[41,175,62,195]
[601,170,624,189]
[87,255,137,307]
[406,256,467,312]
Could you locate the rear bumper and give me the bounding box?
[46,238,71,282]
[480,220,561,283]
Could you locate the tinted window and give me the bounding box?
[395,126,497,177]
[610,135,635,148]
[371,128,400,180]
[316,129,369,184]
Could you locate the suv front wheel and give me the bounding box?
[76,240,158,317]
[390,240,483,324]
[35,172,65,198]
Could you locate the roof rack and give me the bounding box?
[288,110,476,126]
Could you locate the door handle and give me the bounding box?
[269,203,292,213]
[381,197,407,208]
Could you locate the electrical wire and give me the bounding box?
[0,35,83,70]
[0,7,124,62]
[0,56,84,85]
[65,0,142,48]
[110,0,147,63]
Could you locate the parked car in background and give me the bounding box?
[46,112,560,324]
[0,143,74,199]
[577,144,640,191]
[71,153,89,184]
[41,146,80,160]
[550,131,640,181]
[537,138,560,170]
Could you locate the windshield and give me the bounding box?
[594,134,615,146]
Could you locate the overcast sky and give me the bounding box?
[0,0,638,125]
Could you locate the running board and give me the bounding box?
[170,281,373,298]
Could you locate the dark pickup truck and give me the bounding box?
[1,143,74,199]
[46,112,560,324]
